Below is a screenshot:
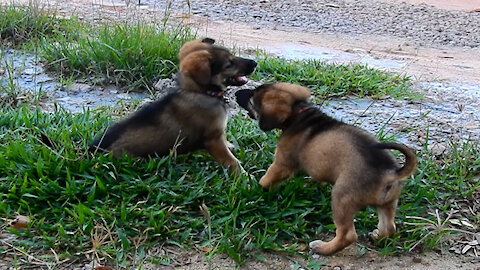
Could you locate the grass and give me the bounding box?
[0,5,195,91]
[0,5,72,47]
[252,55,415,99]
[38,24,195,90]
[0,104,479,267]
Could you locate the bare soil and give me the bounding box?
[182,15,480,84]
[374,0,480,11]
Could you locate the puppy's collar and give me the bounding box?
[281,106,312,131]
[204,89,223,98]
[204,89,230,103]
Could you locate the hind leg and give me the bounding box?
[310,185,358,255]
[371,199,398,239]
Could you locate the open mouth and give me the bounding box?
[227,76,249,86]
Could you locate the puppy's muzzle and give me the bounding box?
[235,89,257,119]
[227,59,257,86]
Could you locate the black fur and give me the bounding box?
[284,106,341,138]
[89,91,179,152]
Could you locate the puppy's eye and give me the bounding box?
[225,61,234,69]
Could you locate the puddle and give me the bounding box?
[0,49,148,113]
[266,43,405,70]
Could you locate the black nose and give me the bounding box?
[247,60,257,73]
[249,60,257,69]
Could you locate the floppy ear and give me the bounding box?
[179,50,212,86]
[178,38,213,61]
[259,91,292,131]
[277,83,311,102]
[201,37,215,44]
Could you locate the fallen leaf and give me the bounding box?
[95,266,112,270]
[298,243,307,252]
[468,240,478,246]
[461,245,472,254]
[199,246,212,253]
[10,215,30,229]
[460,219,476,229]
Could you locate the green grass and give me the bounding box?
[38,24,195,90]
[0,5,195,91]
[0,5,71,47]
[252,55,416,99]
[0,104,478,267]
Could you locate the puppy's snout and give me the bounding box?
[247,59,257,72]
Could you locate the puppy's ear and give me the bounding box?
[259,91,292,131]
[201,37,215,44]
[180,50,212,86]
[178,39,212,61]
[277,83,311,102]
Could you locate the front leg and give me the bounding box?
[259,161,294,189]
[204,135,241,175]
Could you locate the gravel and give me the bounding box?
[139,0,480,48]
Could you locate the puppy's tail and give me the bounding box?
[376,142,417,179]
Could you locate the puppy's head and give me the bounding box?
[235,83,311,131]
[179,38,257,90]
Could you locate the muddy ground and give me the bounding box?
[1,0,480,269]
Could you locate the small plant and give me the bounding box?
[405,209,478,252]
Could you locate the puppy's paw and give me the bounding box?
[228,161,246,176]
[226,141,235,150]
[369,228,394,240]
[309,240,328,255]
[369,229,380,240]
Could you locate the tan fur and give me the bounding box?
[90,38,256,175]
[242,83,417,255]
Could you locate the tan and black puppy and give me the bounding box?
[90,38,257,174]
[235,83,417,255]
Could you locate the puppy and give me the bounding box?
[90,38,257,174]
[235,83,417,255]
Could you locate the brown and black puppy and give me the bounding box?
[235,83,417,255]
[90,38,257,174]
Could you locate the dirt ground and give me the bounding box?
[182,14,480,85]
[375,0,480,11]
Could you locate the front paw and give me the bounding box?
[369,229,380,240]
[226,141,235,150]
[309,240,328,255]
[228,160,246,176]
[258,176,271,190]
